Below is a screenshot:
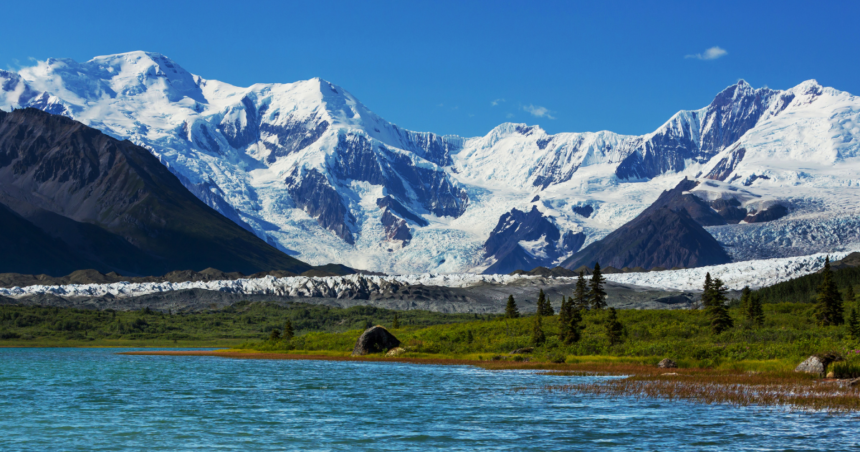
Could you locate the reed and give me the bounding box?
[546,370,860,413]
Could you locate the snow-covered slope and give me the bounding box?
[2,51,859,273]
[2,251,850,299]
[604,251,853,291]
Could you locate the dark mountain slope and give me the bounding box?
[560,179,732,270]
[482,206,585,274]
[0,202,98,275]
[0,108,312,276]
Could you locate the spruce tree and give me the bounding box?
[558,296,571,342]
[845,284,857,309]
[283,319,294,341]
[740,286,764,327]
[605,307,623,346]
[815,257,844,326]
[701,273,714,308]
[588,263,607,310]
[392,313,400,329]
[749,293,765,327]
[705,277,734,334]
[537,289,554,316]
[505,295,520,319]
[536,289,546,316]
[566,307,583,344]
[573,271,588,310]
[269,328,281,341]
[532,312,546,346]
[739,286,752,316]
[847,308,860,341]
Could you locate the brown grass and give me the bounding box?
[546,369,860,413]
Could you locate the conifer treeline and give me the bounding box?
[754,261,860,304]
[505,263,619,347]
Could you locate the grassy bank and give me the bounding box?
[241,303,860,371]
[0,301,486,347]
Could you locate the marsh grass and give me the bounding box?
[547,371,860,413]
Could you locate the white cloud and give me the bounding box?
[523,104,555,120]
[506,113,515,119]
[685,46,728,60]
[491,98,505,106]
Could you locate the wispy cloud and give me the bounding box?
[436,103,444,107]
[523,104,555,120]
[491,98,505,106]
[506,113,515,119]
[685,46,728,60]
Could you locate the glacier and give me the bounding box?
[1,251,851,299]
[1,51,859,274]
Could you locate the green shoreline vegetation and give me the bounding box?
[2,258,859,376]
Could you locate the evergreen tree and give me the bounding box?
[847,308,860,341]
[740,286,764,327]
[573,271,588,310]
[505,295,520,319]
[815,257,844,326]
[532,312,546,346]
[701,273,714,307]
[566,306,583,345]
[605,307,623,346]
[739,286,752,315]
[392,313,400,329]
[558,296,570,341]
[749,293,765,327]
[588,263,607,310]
[269,328,281,341]
[705,277,734,334]
[466,329,474,344]
[536,289,546,316]
[537,289,555,316]
[845,284,857,309]
[283,319,294,341]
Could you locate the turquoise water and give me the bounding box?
[0,348,857,451]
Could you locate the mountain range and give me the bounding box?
[2,51,858,274]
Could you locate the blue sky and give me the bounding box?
[2,0,857,137]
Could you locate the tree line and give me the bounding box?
[504,257,860,348]
[505,263,624,347]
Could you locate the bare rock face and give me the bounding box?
[795,353,843,377]
[351,326,400,356]
[657,358,678,369]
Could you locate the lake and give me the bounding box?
[0,348,856,450]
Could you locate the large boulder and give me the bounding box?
[352,326,401,356]
[795,353,843,377]
[657,358,678,369]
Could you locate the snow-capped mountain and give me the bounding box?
[2,51,859,273]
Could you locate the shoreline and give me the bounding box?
[119,350,556,369]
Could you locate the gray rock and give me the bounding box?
[352,326,400,356]
[657,358,678,369]
[795,354,843,377]
[509,347,534,355]
[385,347,406,357]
